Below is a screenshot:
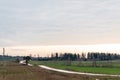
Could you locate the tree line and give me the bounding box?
[37,52,120,61]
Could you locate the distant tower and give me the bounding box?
[3,48,5,56]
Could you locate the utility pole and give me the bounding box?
[2,48,5,61]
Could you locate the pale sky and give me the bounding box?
[0,0,120,56]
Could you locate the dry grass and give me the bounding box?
[0,62,119,80]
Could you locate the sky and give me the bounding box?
[0,0,120,56]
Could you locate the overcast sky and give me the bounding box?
[0,0,120,47]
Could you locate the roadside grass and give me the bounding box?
[30,60,120,75]
[0,61,119,80]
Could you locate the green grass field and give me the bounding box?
[0,61,120,80]
[30,60,120,75]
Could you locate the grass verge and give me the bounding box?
[30,61,120,75]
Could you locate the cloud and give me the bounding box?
[0,0,120,46]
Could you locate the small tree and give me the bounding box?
[23,56,31,65]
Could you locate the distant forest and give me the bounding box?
[36,52,120,61]
[0,52,120,62]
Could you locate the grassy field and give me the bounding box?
[0,61,119,80]
[0,62,120,80]
[30,60,120,75]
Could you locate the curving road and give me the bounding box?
[39,65,120,77]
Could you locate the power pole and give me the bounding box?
[2,48,5,62]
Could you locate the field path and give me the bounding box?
[39,65,120,77]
